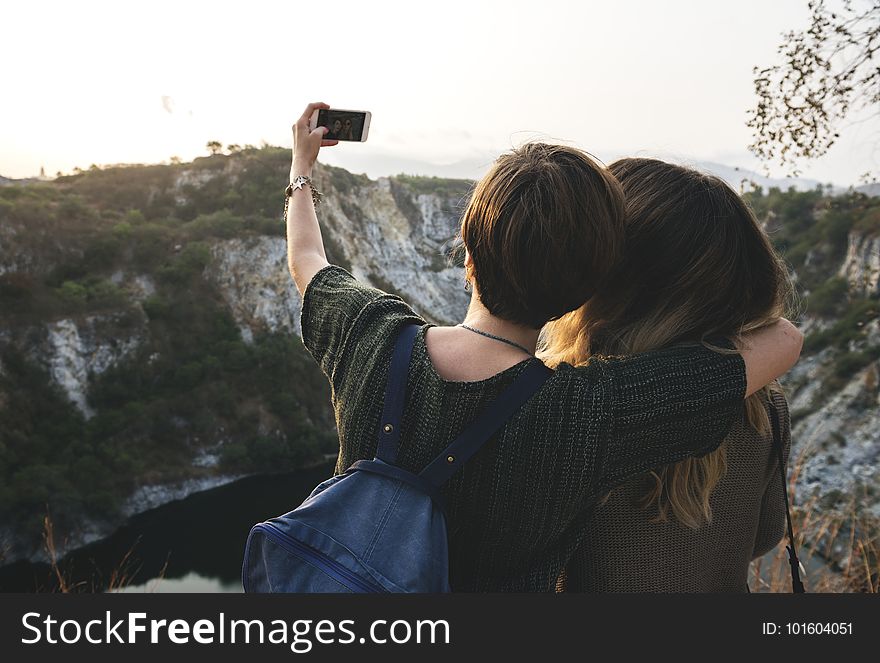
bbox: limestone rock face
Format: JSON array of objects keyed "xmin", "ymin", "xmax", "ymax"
[
  {"xmin": 780, "ymin": 224, "xmax": 880, "ymax": 517},
  {"xmin": 839, "ymin": 231, "xmax": 880, "ymax": 297},
  {"xmin": 306, "ymin": 170, "xmax": 470, "ymax": 326},
  {"xmin": 203, "ymin": 170, "xmax": 471, "ymax": 347},
  {"xmin": 788, "ymin": 358, "xmax": 880, "ymax": 517},
  {"xmin": 43, "ymin": 314, "xmax": 145, "ymax": 418},
  {"xmin": 208, "ymin": 236, "xmax": 302, "ymax": 342}
]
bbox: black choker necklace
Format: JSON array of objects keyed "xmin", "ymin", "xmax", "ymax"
[{"xmin": 457, "ymin": 324, "xmax": 534, "ymax": 356}]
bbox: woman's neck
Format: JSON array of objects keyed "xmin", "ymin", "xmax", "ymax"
[
  {"xmin": 461, "ymin": 296, "xmax": 540, "ymax": 355},
  {"xmin": 423, "ymin": 293, "xmax": 540, "ymax": 382}
]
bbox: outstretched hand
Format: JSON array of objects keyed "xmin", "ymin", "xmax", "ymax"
[{"xmin": 291, "ymin": 102, "xmax": 339, "ymax": 176}]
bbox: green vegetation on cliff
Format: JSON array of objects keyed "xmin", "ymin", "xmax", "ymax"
[
  {"xmin": 744, "ymin": 185, "xmax": 880, "ymax": 404},
  {"xmin": 0, "ymin": 148, "xmax": 337, "ymax": 544}
]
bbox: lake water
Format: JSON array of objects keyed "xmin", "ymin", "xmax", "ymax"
[
  {"xmin": 0, "ymin": 462, "xmax": 336, "ymax": 593},
  {"xmin": 0, "ymin": 459, "xmax": 839, "ymax": 593}
]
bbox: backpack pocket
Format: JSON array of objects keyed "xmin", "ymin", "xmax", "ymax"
[{"xmin": 243, "ymin": 522, "xmax": 391, "ymax": 593}]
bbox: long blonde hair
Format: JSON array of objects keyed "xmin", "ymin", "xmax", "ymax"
[{"xmin": 539, "ymin": 158, "xmax": 794, "ymax": 529}]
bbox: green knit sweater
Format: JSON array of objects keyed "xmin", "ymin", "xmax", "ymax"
[{"xmin": 300, "ymin": 265, "xmax": 747, "ymax": 592}]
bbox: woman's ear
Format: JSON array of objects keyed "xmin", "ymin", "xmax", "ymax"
[
  {"xmin": 464, "ymin": 249, "xmax": 476, "ymax": 283},
  {"xmin": 463, "ymin": 248, "xmax": 475, "ymax": 291}
]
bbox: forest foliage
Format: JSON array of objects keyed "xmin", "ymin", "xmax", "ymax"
[{"xmin": 0, "ymin": 147, "xmax": 335, "ymax": 540}]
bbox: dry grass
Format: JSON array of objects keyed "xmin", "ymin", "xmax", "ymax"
[
  {"xmin": 749, "ymin": 451, "xmax": 879, "ymax": 593},
  {"xmin": 40, "ymin": 510, "xmax": 165, "ymax": 593}
]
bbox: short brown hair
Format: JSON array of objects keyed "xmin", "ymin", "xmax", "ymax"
[{"xmin": 460, "ymin": 143, "xmax": 625, "ymax": 328}]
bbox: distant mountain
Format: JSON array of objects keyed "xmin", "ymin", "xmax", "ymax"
[
  {"xmin": 318, "ymin": 152, "xmax": 495, "ymax": 182},
  {"xmin": 690, "ymin": 161, "xmax": 827, "ymax": 193},
  {"xmin": 318, "ymin": 151, "xmax": 833, "ymax": 194},
  {"xmin": 0, "ymin": 174, "xmax": 49, "ymax": 187},
  {"xmin": 856, "ymin": 182, "xmax": 880, "ymax": 197}
]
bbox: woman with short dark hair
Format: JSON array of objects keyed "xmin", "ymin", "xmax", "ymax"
[{"xmin": 284, "ymin": 102, "xmax": 803, "ymax": 591}]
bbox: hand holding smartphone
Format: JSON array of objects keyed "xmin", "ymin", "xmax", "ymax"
[{"xmin": 309, "ymin": 108, "xmax": 371, "ymax": 142}]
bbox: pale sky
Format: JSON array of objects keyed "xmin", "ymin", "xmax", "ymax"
[{"xmin": 3, "ymin": 0, "xmax": 877, "ymax": 185}]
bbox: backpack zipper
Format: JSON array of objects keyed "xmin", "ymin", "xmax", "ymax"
[{"xmin": 255, "ymin": 523, "xmax": 390, "ymax": 594}]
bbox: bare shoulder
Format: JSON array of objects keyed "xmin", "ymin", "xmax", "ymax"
[{"xmin": 424, "ymin": 326, "xmax": 535, "ymax": 382}]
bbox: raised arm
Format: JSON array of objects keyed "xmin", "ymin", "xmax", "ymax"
[
  {"xmin": 286, "ymin": 102, "xmax": 338, "ymax": 295},
  {"xmin": 736, "ymin": 319, "xmax": 803, "ymax": 396}
]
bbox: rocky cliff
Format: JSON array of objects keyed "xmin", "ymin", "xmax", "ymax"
[
  {"xmin": 745, "ymin": 188, "xmax": 880, "ymax": 525},
  {"xmin": 0, "ymin": 148, "xmax": 471, "ymax": 561}
]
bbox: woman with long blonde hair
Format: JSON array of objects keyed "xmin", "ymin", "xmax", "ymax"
[{"xmin": 541, "ymin": 158, "xmax": 794, "ymax": 592}]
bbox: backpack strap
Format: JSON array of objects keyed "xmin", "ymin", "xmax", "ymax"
[
  {"xmin": 768, "ymin": 396, "xmax": 806, "ymax": 593},
  {"xmin": 375, "ymin": 323, "xmax": 421, "ymax": 465},
  {"xmin": 419, "ymin": 360, "xmax": 552, "ymax": 487},
  {"xmin": 348, "ymin": 458, "xmax": 448, "ymax": 512},
  {"xmin": 375, "ymin": 323, "xmax": 553, "ymax": 488}
]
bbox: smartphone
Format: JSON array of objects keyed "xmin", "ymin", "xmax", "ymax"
[{"xmin": 309, "ymin": 108, "xmax": 371, "ymax": 142}]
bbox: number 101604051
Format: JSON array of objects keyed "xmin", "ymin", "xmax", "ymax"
[{"xmin": 763, "ymin": 622, "xmax": 853, "ymax": 635}]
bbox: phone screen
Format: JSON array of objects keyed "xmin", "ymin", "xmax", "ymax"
[{"xmin": 317, "ymin": 109, "xmax": 368, "ymax": 141}]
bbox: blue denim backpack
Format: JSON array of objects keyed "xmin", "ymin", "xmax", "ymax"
[{"xmin": 242, "ymin": 323, "xmax": 552, "ymax": 592}]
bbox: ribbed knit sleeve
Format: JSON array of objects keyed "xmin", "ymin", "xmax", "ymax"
[
  {"xmin": 300, "ymin": 265, "xmax": 384, "ymax": 382},
  {"xmin": 596, "ymin": 343, "xmax": 747, "ymax": 491},
  {"xmin": 300, "ymin": 264, "xmax": 424, "ymax": 391}
]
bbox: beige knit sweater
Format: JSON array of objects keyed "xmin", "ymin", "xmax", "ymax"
[{"xmin": 560, "ymin": 391, "xmax": 791, "ymax": 592}]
